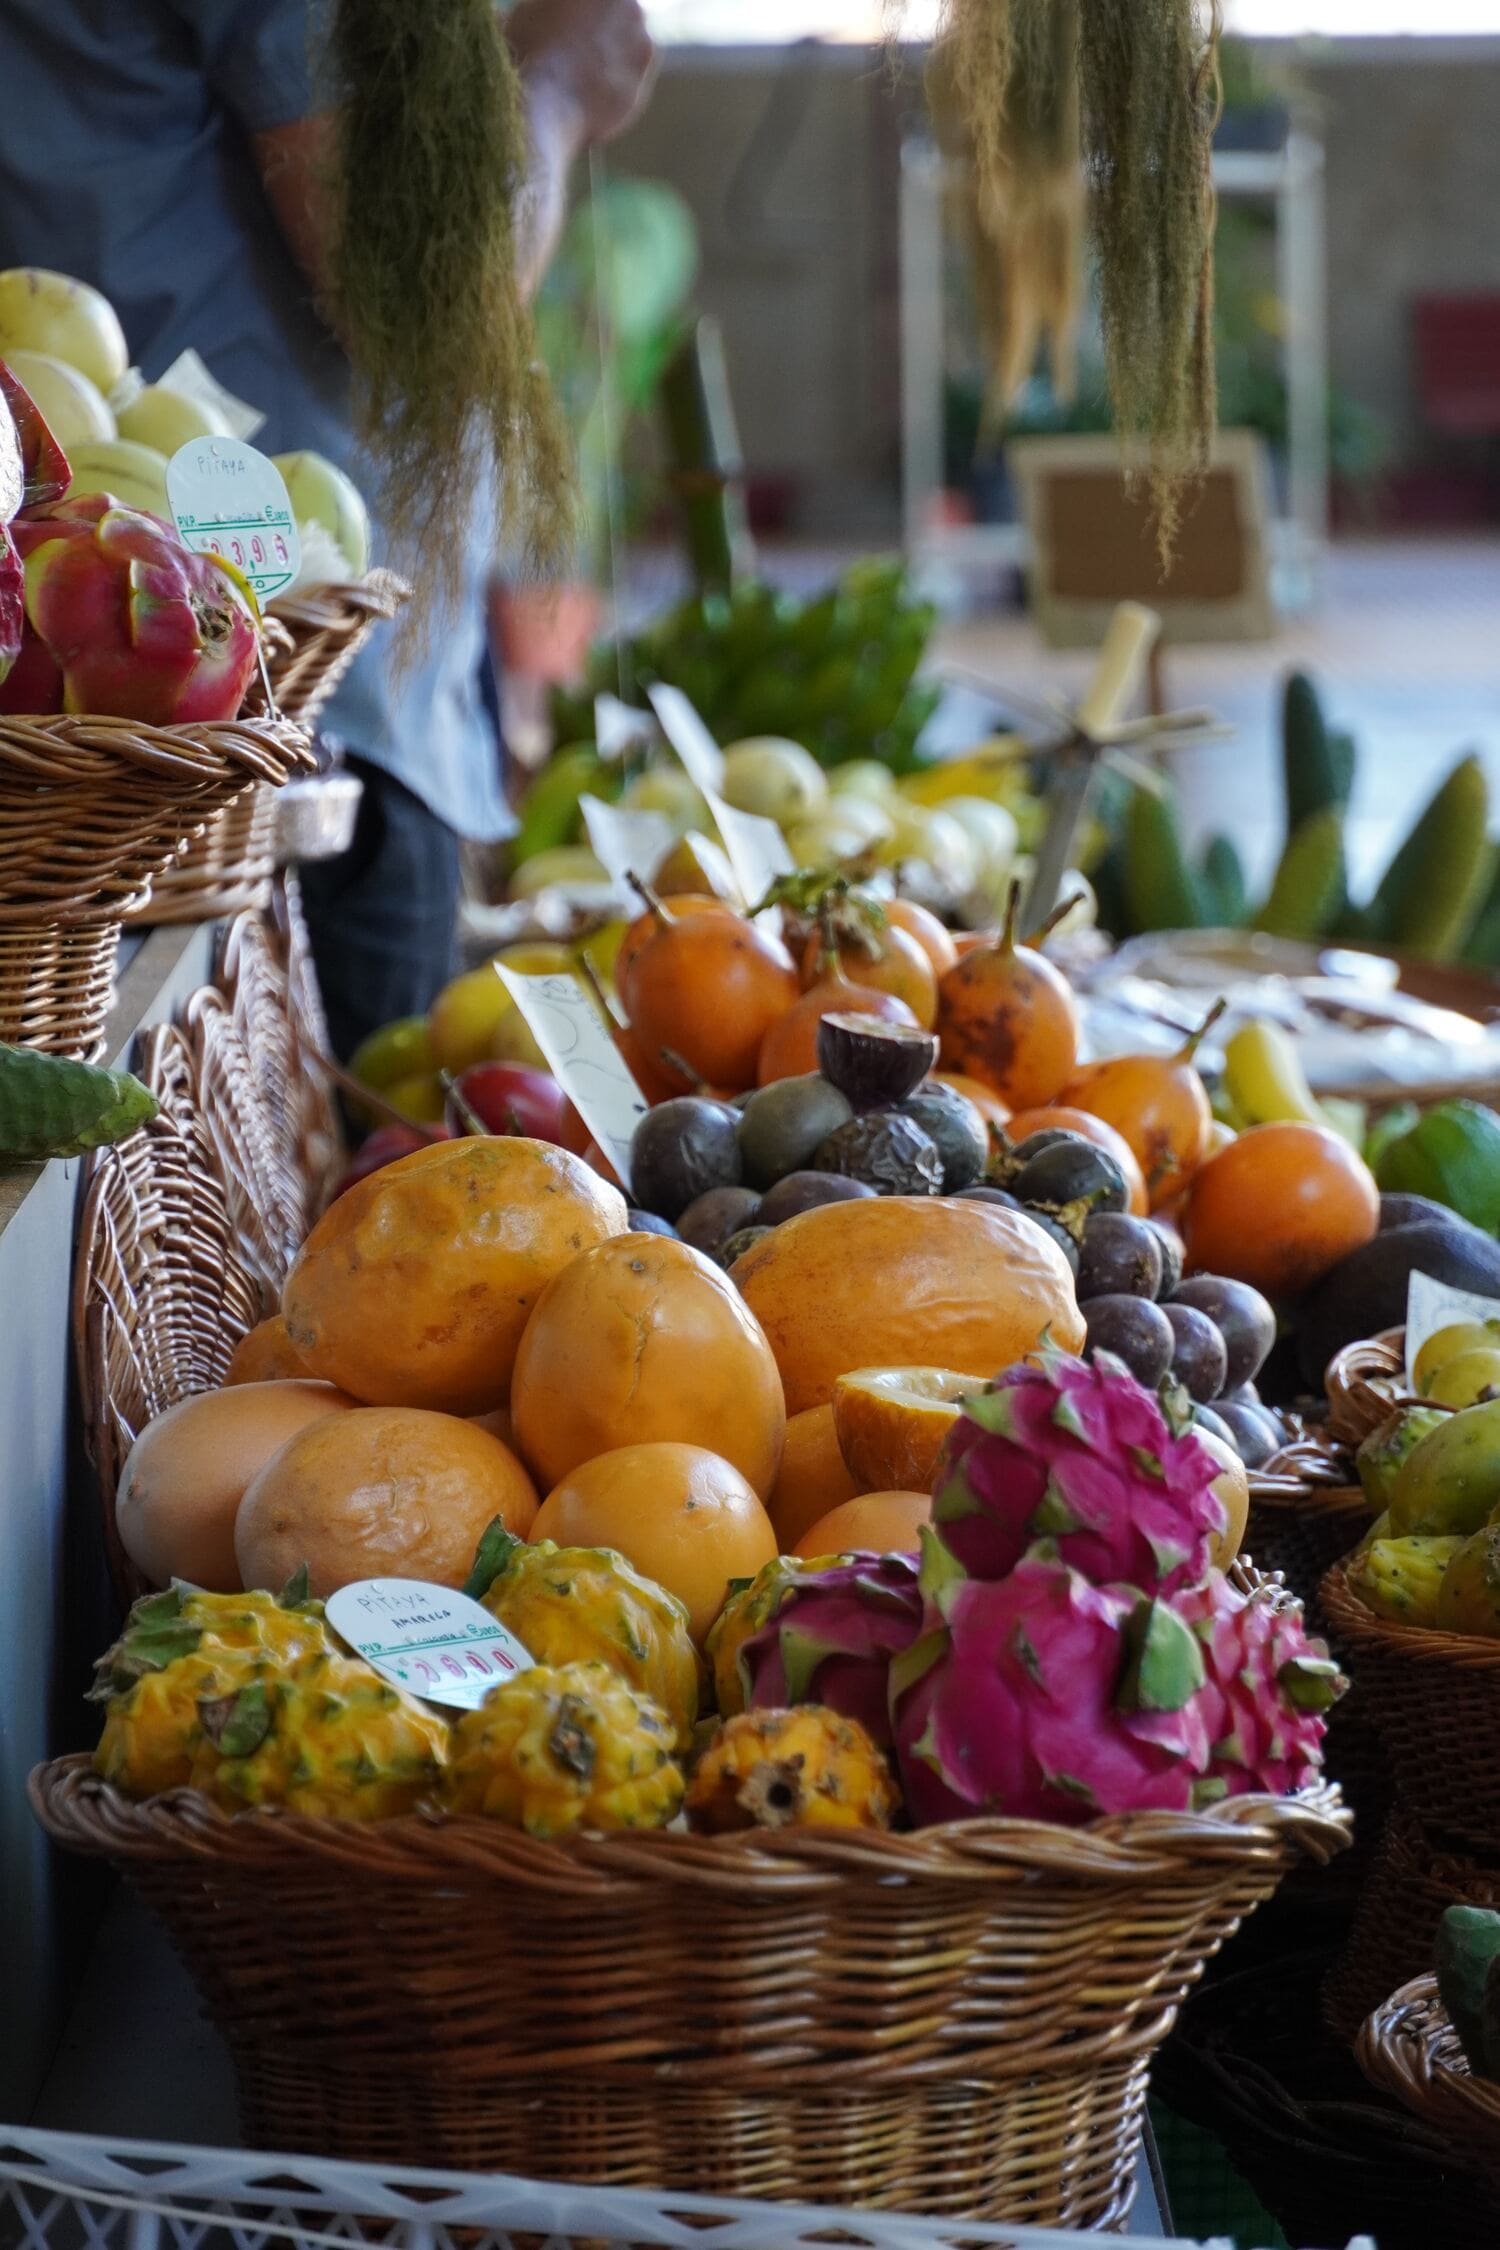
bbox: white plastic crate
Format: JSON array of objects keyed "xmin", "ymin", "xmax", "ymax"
[{"xmin": 0, "ymin": 2128, "xmax": 1378, "ymax": 2250}]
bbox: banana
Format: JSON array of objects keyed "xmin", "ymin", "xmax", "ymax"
[{"xmin": 1223, "ymin": 1018, "xmax": 1326, "ymax": 1128}]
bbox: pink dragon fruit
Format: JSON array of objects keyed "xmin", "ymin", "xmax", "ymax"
[
  {"xmin": 1175, "ymin": 1575, "xmax": 1344, "ymax": 1799},
  {"xmin": 892, "ymin": 1542, "xmax": 1213, "ymax": 1827},
  {"xmin": 930, "ymin": 1348, "xmax": 1225, "ymax": 1597},
  {"xmin": 9, "ymin": 493, "xmax": 258, "ymax": 724},
  {"xmin": 0, "ymin": 358, "xmax": 70, "ymax": 512},
  {"xmin": 732, "ymin": 1551, "xmax": 924, "ymax": 1751}
]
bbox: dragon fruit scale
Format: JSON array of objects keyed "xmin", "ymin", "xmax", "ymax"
[
  {"xmin": 1175, "ymin": 1575, "xmax": 1344, "ymax": 1800},
  {"xmin": 930, "ymin": 1348, "xmax": 1226, "ymax": 1598},
  {"xmin": 5, "ymin": 493, "xmax": 258, "ymax": 724},
  {"xmin": 732, "ymin": 1551, "xmax": 924, "ymax": 1751},
  {"xmin": 892, "ymin": 1544, "xmax": 1213, "ymax": 1828}
]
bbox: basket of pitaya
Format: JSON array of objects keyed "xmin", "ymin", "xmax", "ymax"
[
  {"xmin": 0, "ymin": 359, "xmax": 311, "ymax": 1052},
  {"xmin": 34, "ymin": 1338, "xmax": 1349, "ymax": 2227}
]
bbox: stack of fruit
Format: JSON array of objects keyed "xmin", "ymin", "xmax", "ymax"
[{"xmin": 90, "ymin": 1346, "xmax": 1341, "ymax": 1838}]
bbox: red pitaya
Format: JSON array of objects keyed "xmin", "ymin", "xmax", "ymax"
[
  {"xmin": 0, "ymin": 358, "xmax": 70, "ymax": 511},
  {"xmin": 1175, "ymin": 1575, "xmax": 1344, "ymax": 1800},
  {"xmin": 930, "ymin": 1348, "xmax": 1225, "ymax": 1597},
  {"xmin": 0, "ymin": 528, "xmax": 20, "ymax": 691},
  {"xmin": 732, "ymin": 1551, "xmax": 924, "ymax": 1751},
  {"xmin": 891, "ymin": 1541, "xmax": 1213, "ymax": 1827},
  {"xmin": 12, "ymin": 494, "xmax": 258, "ymax": 724}
]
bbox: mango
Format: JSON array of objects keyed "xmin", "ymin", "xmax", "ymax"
[
  {"xmin": 1437, "ymin": 1524, "xmax": 1500, "ymax": 1637},
  {"xmin": 1390, "ymin": 1398, "xmax": 1500, "ymax": 1536}
]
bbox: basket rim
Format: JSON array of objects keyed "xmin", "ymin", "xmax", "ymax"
[
  {"xmin": 0, "ymin": 710, "xmax": 314, "ymax": 785},
  {"xmin": 1357, "ymin": 1973, "xmax": 1500, "ymax": 2135},
  {"xmin": 268, "ymin": 570, "xmax": 410, "ymax": 632},
  {"xmin": 29, "ymin": 1752, "xmax": 1349, "ymax": 1892},
  {"xmin": 1320, "ymin": 1559, "xmax": 1500, "ymax": 1668}
]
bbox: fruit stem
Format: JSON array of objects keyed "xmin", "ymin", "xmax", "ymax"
[
  {"xmin": 1180, "ymin": 995, "xmax": 1229, "ymax": 1062},
  {"xmin": 439, "ymin": 1070, "xmax": 490, "ymax": 1137},
  {"xmin": 658, "ymin": 1046, "xmax": 707, "ymax": 1094},
  {"xmin": 626, "ymin": 871, "xmax": 673, "ymax": 926},
  {"xmin": 576, "ymin": 952, "xmax": 623, "ymax": 1028},
  {"xmin": 1000, "ymin": 878, "xmax": 1022, "ymax": 955},
  {"xmin": 1028, "ymin": 890, "xmax": 1088, "ymax": 947}
]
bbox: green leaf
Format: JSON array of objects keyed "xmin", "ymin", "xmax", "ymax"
[{"xmin": 462, "ymin": 1519, "xmax": 522, "ymax": 1604}]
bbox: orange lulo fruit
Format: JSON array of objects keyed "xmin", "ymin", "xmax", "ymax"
[
  {"xmin": 613, "ymin": 893, "xmax": 739, "ymax": 1007},
  {"xmin": 1059, "ymin": 1002, "xmax": 1221, "ymax": 1211},
  {"xmin": 884, "ymin": 896, "xmax": 959, "ymax": 977},
  {"xmin": 801, "ymin": 922, "xmax": 938, "ymax": 1031},
  {"xmin": 531, "ymin": 1441, "xmax": 778, "ymax": 1641},
  {"xmin": 510, "ymin": 1232, "xmax": 786, "ymax": 1497},
  {"xmin": 765, "ymin": 1403, "xmax": 861, "ymax": 1550},
  {"xmin": 1002, "ymin": 1105, "xmax": 1150, "ymax": 1217},
  {"xmin": 731, "ymin": 1194, "xmax": 1084, "ymax": 1415},
  {"xmin": 622, "ymin": 893, "xmax": 800, "ymax": 1092},
  {"xmin": 932, "ymin": 1070, "xmax": 1011, "ymax": 1132},
  {"xmin": 224, "ymin": 1314, "xmax": 311, "ymax": 1385},
  {"xmin": 235, "ymin": 1405, "xmax": 539, "ymax": 1597},
  {"xmin": 1183, "ymin": 1122, "xmax": 1379, "ymax": 1300},
  {"xmin": 832, "ymin": 1366, "xmax": 977, "ymax": 1494},
  {"xmin": 792, "ymin": 1488, "xmax": 932, "ymax": 1561},
  {"xmin": 756, "ymin": 973, "xmax": 917, "ymax": 1085},
  {"xmin": 614, "ymin": 1021, "xmax": 693, "ymax": 1104},
  {"xmin": 936, "ymin": 886, "xmax": 1079, "ymax": 1109},
  {"xmin": 282, "ymin": 1136, "xmax": 628, "ymax": 1416}
]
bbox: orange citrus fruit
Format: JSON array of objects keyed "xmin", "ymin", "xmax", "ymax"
[
  {"xmin": 832, "ymin": 1366, "xmax": 978, "ymax": 1494},
  {"xmin": 792, "ymin": 1488, "xmax": 932, "ymax": 1561},
  {"xmin": 224, "ymin": 1314, "xmax": 311, "ymax": 1386},
  {"xmin": 766, "ymin": 1403, "xmax": 861, "ymax": 1550}
]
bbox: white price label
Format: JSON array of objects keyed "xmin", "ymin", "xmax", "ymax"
[
  {"xmin": 326, "ymin": 1579, "xmax": 533, "ymax": 1711},
  {"xmin": 1405, "ymin": 1270, "xmax": 1500, "ymax": 1390},
  {"xmin": 705, "ymin": 789, "xmax": 795, "ymax": 915},
  {"xmin": 594, "ymin": 693, "xmax": 655, "ymax": 761},
  {"xmin": 166, "ymin": 437, "xmax": 299, "ymax": 602},
  {"xmin": 580, "ymin": 793, "xmax": 673, "ymax": 888},
  {"xmin": 646, "ymin": 681, "xmax": 726, "ymax": 796},
  {"xmin": 494, "ymin": 966, "xmax": 647, "ymax": 1192}
]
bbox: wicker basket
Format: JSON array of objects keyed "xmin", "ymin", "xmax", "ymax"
[
  {"xmin": 1359, "ymin": 1976, "xmax": 1500, "ymax": 2207},
  {"xmin": 28, "ymin": 1759, "xmax": 1347, "ymax": 2227},
  {"xmin": 129, "ymin": 575, "xmax": 406, "ymax": 928},
  {"xmin": 1324, "ymin": 1806, "xmax": 1500, "ymax": 2046},
  {"xmin": 1246, "ymin": 1432, "xmax": 1371, "ymax": 1612},
  {"xmin": 0, "ymin": 711, "xmax": 310, "ymax": 1056},
  {"xmin": 272, "ymin": 872, "xmax": 345, "ymax": 1207},
  {"xmin": 216, "ymin": 908, "xmax": 315, "ymax": 1224},
  {"xmin": 1321, "ymin": 1561, "xmax": 1500, "ymax": 1849},
  {"xmin": 1325, "ymin": 1327, "xmax": 1438, "ymax": 1453},
  {"xmin": 185, "ymin": 986, "xmax": 308, "ymax": 1291}
]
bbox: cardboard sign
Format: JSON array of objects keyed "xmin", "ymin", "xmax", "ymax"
[
  {"xmin": 705, "ymin": 789, "xmax": 795, "ymax": 913},
  {"xmin": 580, "ymin": 793, "xmax": 673, "ymax": 888},
  {"xmin": 326, "ymin": 1579, "xmax": 532, "ymax": 1711},
  {"xmin": 167, "ymin": 437, "xmax": 299, "ymax": 603},
  {"xmin": 494, "ymin": 966, "xmax": 647, "ymax": 1191},
  {"xmin": 594, "ymin": 693, "xmax": 654, "ymax": 761},
  {"xmin": 646, "ymin": 681, "xmax": 726, "ymax": 797},
  {"xmin": 1405, "ymin": 1270, "xmax": 1500, "ymax": 1390}
]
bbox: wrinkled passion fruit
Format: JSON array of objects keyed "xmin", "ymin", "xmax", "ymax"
[
  {"xmin": 900, "ymin": 1082, "xmax": 989, "ymax": 1192},
  {"xmin": 1010, "ymin": 1134, "xmax": 1128, "ymax": 1220},
  {"xmin": 812, "ymin": 1112, "xmax": 943, "ymax": 1197},
  {"xmin": 757, "ymin": 1170, "xmax": 877, "ymax": 1226},
  {"xmin": 816, "ymin": 1012, "xmax": 938, "ymax": 1108}
]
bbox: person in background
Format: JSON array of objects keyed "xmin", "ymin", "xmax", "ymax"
[{"xmin": 0, "ymin": 0, "xmax": 656, "ymax": 1058}]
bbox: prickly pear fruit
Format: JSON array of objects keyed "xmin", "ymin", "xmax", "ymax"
[
  {"xmin": 1347, "ymin": 1534, "xmax": 1463, "ymax": 1627},
  {"xmin": 1391, "ymin": 1399, "xmax": 1500, "ymax": 1538},
  {"xmin": 1437, "ymin": 1906, "xmax": 1500, "ymax": 2078},
  {"xmin": 1436, "ymin": 1524, "xmax": 1500, "ymax": 1638},
  {"xmin": 1357, "ymin": 1406, "xmax": 1448, "ymax": 1511}
]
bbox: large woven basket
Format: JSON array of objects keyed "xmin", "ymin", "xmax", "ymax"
[
  {"xmin": 217, "ymin": 904, "xmax": 337, "ymax": 1227},
  {"xmin": 1321, "ymin": 1561, "xmax": 1500, "ymax": 1849},
  {"xmin": 1324, "ymin": 1806, "xmax": 1500, "ymax": 2046},
  {"xmin": 1325, "ymin": 1327, "xmax": 1436, "ymax": 1454},
  {"xmin": 128, "ymin": 575, "xmax": 406, "ymax": 927},
  {"xmin": 0, "ymin": 711, "xmax": 310, "ymax": 1056},
  {"xmin": 1246, "ymin": 1433, "xmax": 1371, "ymax": 1612},
  {"xmin": 28, "ymin": 1757, "xmax": 1348, "ymax": 2227},
  {"xmin": 1359, "ymin": 1976, "xmax": 1500, "ymax": 2207}
]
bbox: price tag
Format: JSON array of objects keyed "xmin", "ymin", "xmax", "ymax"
[
  {"xmin": 326, "ymin": 1579, "xmax": 533, "ymax": 1711},
  {"xmin": 594, "ymin": 694, "xmax": 655, "ymax": 761},
  {"xmin": 705, "ymin": 789, "xmax": 795, "ymax": 914},
  {"xmin": 580, "ymin": 793, "xmax": 673, "ymax": 888},
  {"xmin": 1405, "ymin": 1271, "xmax": 1500, "ymax": 1390},
  {"xmin": 166, "ymin": 437, "xmax": 299, "ymax": 603},
  {"xmin": 646, "ymin": 681, "xmax": 726, "ymax": 797},
  {"xmin": 494, "ymin": 966, "xmax": 647, "ymax": 1191}
]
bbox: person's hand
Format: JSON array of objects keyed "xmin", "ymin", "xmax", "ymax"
[{"xmin": 506, "ymin": 0, "xmax": 656, "ymax": 150}]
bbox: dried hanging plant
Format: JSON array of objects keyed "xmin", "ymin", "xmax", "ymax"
[
  {"xmin": 327, "ymin": 0, "xmax": 574, "ymax": 634},
  {"xmin": 932, "ymin": 0, "xmax": 1223, "ymax": 557}
]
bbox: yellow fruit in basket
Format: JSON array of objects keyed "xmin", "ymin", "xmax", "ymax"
[
  {"xmin": 1348, "ymin": 1535, "xmax": 1464, "ymax": 1627},
  {"xmin": 1426, "ymin": 1350, "xmax": 1500, "ymax": 1409},
  {"xmin": 96, "ymin": 1649, "xmax": 263, "ymax": 1797},
  {"xmin": 116, "ymin": 382, "xmax": 232, "ymax": 454},
  {"xmin": 507, "ymin": 847, "xmax": 610, "ymax": 900},
  {"xmin": 720, "ymin": 738, "xmax": 827, "ymax": 826},
  {"xmin": 383, "ymin": 1071, "xmax": 446, "ymax": 1124},
  {"xmin": 114, "ymin": 1380, "xmax": 356, "ymax": 1592},
  {"xmin": 685, "ymin": 1707, "xmax": 896, "ymax": 1833},
  {"xmin": 427, "ymin": 946, "xmax": 573, "ymax": 1075},
  {"xmin": 190, "ymin": 1650, "xmax": 450, "ymax": 1820},
  {"xmin": 444, "ymin": 1660, "xmax": 682, "ymax": 1835},
  {"xmin": 283, "ymin": 1136, "xmax": 627, "ymax": 1413},
  {"xmin": 235, "ymin": 1405, "xmax": 539, "ymax": 1596},
  {"xmin": 4, "ymin": 349, "xmax": 115, "ymax": 446},
  {"xmin": 1436, "ymin": 1524, "xmax": 1500, "ymax": 1637},
  {"xmin": 350, "ymin": 1015, "xmax": 435, "ymax": 1094},
  {"xmin": 0, "ymin": 267, "xmax": 128, "ymax": 394},
  {"xmin": 273, "ymin": 451, "xmax": 371, "ymax": 577},
  {"xmin": 1191, "ymin": 1428, "xmax": 1251, "ymax": 1570},
  {"xmin": 64, "ymin": 438, "xmax": 171, "ymax": 517},
  {"xmin": 831, "ymin": 1366, "xmax": 976, "ymax": 1495},
  {"xmin": 1415, "ymin": 1321, "xmax": 1500, "ymax": 1396},
  {"xmin": 224, "ymin": 1315, "xmax": 312, "ymax": 1385}
]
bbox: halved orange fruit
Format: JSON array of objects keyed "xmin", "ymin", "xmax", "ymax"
[{"xmin": 832, "ymin": 1366, "xmax": 980, "ymax": 1495}]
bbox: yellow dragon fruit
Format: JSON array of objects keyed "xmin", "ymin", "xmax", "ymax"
[
  {"xmin": 189, "ymin": 1650, "xmax": 449, "ymax": 1820},
  {"xmin": 686, "ymin": 1706, "xmax": 896, "ymax": 1833},
  {"xmin": 96, "ymin": 1649, "xmax": 265, "ymax": 1797},
  {"xmin": 444, "ymin": 1661, "xmax": 682, "ymax": 1836},
  {"xmin": 1348, "ymin": 1534, "xmax": 1463, "ymax": 1627},
  {"xmin": 91, "ymin": 1576, "xmax": 331, "ymax": 1701}
]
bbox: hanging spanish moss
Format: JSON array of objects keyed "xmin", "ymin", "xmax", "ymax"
[
  {"xmin": 327, "ymin": 0, "xmax": 574, "ymax": 636},
  {"xmin": 932, "ymin": 0, "xmax": 1222, "ymax": 558}
]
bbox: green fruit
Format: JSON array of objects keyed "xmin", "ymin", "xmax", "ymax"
[
  {"xmin": 1461, "ymin": 853, "xmax": 1500, "ymax": 969},
  {"xmin": 1437, "ymin": 1906, "xmax": 1500, "ymax": 2076},
  {"xmin": 1391, "ymin": 1398, "xmax": 1500, "ymax": 1536},
  {"xmin": 1254, "ymin": 808, "xmax": 1346, "ymax": 940},
  {"xmin": 512, "ymin": 744, "xmax": 611, "ymax": 865},
  {"xmin": 1415, "ymin": 1321, "xmax": 1500, "ymax": 1395},
  {"xmin": 1347, "ymin": 1533, "xmax": 1463, "ymax": 1626},
  {"xmin": 1365, "ymin": 754, "xmax": 1491, "ymax": 959},
  {"xmin": 349, "ymin": 1016, "xmax": 434, "ymax": 1093},
  {"xmin": 1123, "ymin": 786, "xmax": 1206, "ymax": 932},
  {"xmin": 1437, "ymin": 1523, "xmax": 1500, "ymax": 1636},
  {"xmin": 1357, "ymin": 1406, "xmax": 1449, "ymax": 1509},
  {"xmin": 1364, "ymin": 1101, "xmax": 1421, "ymax": 1173},
  {"xmin": 1427, "ymin": 1349, "xmax": 1500, "ymax": 1409},
  {"xmin": 1375, "ymin": 1100, "xmax": 1500, "ymax": 1235},
  {"xmin": 1199, "ymin": 833, "xmax": 1248, "ymax": 927},
  {"xmin": 0, "ymin": 1042, "xmax": 157, "ymax": 1159}
]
